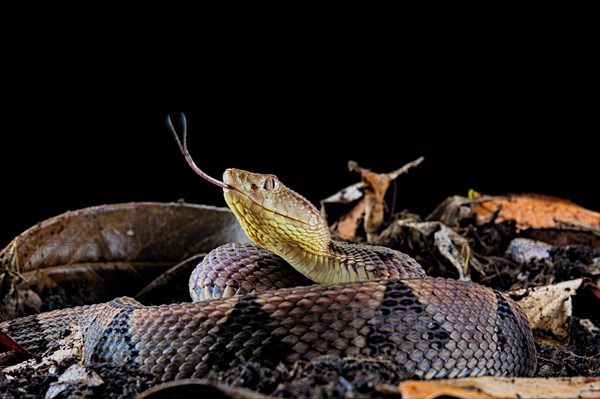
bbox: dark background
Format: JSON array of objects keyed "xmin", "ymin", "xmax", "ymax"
[{"xmin": 1, "ymin": 97, "xmax": 597, "ymax": 247}]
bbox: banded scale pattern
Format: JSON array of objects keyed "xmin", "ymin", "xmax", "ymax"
[{"xmin": 0, "ymin": 277, "xmax": 536, "ymax": 382}]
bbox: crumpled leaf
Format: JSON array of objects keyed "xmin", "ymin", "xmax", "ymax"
[
  {"xmin": 320, "ymin": 157, "xmax": 424, "ymax": 241},
  {"xmin": 433, "ymin": 224, "xmax": 473, "ymax": 281},
  {"xmin": 426, "ymin": 195, "xmax": 481, "ymax": 228},
  {"xmin": 510, "ymin": 279, "xmax": 583, "ymax": 346},
  {"xmin": 374, "ymin": 218, "xmax": 479, "ymax": 281},
  {"xmin": 379, "ymin": 376, "xmax": 600, "ymax": 399},
  {"xmin": 349, "ymin": 161, "xmax": 393, "ymax": 241},
  {"xmin": 0, "ymin": 202, "xmax": 250, "ymax": 319}
]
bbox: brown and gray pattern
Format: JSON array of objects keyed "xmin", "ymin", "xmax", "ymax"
[{"xmin": 1, "ymin": 277, "xmax": 536, "ymax": 382}]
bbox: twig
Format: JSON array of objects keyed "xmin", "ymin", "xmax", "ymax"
[{"xmin": 383, "ymin": 156, "xmax": 425, "ymax": 181}]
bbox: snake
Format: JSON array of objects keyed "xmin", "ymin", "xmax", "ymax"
[{"xmin": 0, "ymin": 114, "xmax": 536, "ymax": 383}]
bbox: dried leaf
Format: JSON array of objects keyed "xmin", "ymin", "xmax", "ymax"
[
  {"xmin": 349, "ymin": 161, "xmax": 390, "ymax": 240},
  {"xmin": 136, "ymin": 378, "xmax": 273, "ymax": 399},
  {"xmin": 433, "ymin": 225, "xmax": 471, "ymax": 281},
  {"xmin": 0, "ymin": 202, "xmax": 249, "ymax": 319},
  {"xmin": 0, "ymin": 330, "xmax": 32, "ymax": 365},
  {"xmin": 426, "ymin": 195, "xmax": 479, "ymax": 227},
  {"xmin": 510, "ymin": 279, "xmax": 583, "ymax": 346},
  {"xmin": 331, "ymin": 201, "xmax": 365, "ymax": 240},
  {"xmin": 350, "ymin": 158, "xmax": 424, "ymax": 242},
  {"xmin": 320, "ymin": 182, "xmax": 365, "ymax": 206},
  {"xmin": 428, "ymin": 194, "xmax": 600, "ymax": 251},
  {"xmin": 471, "ymin": 193, "xmax": 600, "ymax": 231},
  {"xmin": 379, "ymin": 376, "xmax": 600, "ymax": 399},
  {"xmin": 320, "ymin": 158, "xmax": 424, "ymax": 241},
  {"xmin": 375, "ymin": 219, "xmax": 477, "ymax": 280},
  {"xmin": 1, "ymin": 202, "xmax": 248, "ymax": 272}
]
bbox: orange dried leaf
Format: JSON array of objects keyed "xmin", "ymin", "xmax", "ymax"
[
  {"xmin": 349, "ymin": 158, "xmax": 423, "ymax": 238},
  {"xmin": 351, "ymin": 163, "xmax": 390, "ymax": 235},
  {"xmin": 333, "ymin": 201, "xmax": 365, "ymax": 240},
  {"xmin": 471, "ymin": 193, "xmax": 600, "ymax": 230},
  {"xmin": 322, "ymin": 158, "xmax": 424, "ymax": 241}
]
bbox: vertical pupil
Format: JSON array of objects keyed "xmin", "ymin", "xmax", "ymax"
[{"xmin": 265, "ymin": 178, "xmax": 276, "ymax": 190}]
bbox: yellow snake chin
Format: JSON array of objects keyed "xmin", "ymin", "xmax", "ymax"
[
  {"xmin": 224, "ymin": 192, "xmax": 266, "ymax": 246},
  {"xmin": 223, "ymin": 186, "xmax": 330, "ymax": 260}
]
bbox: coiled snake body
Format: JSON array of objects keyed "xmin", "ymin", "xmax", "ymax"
[{"xmin": 0, "ymin": 116, "xmax": 536, "ymax": 382}]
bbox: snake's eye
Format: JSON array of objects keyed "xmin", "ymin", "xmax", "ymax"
[{"xmin": 264, "ymin": 176, "xmax": 279, "ymax": 191}]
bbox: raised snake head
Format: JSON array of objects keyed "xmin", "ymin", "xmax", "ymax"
[{"xmin": 223, "ymin": 169, "xmax": 331, "ymax": 258}]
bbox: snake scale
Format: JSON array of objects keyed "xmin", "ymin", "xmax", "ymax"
[{"xmin": 0, "ymin": 115, "xmax": 536, "ymax": 383}]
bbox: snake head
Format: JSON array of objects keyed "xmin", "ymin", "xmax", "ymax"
[{"xmin": 223, "ymin": 169, "xmax": 330, "ymax": 256}]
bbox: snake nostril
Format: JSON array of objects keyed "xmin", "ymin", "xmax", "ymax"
[{"xmin": 251, "ymin": 183, "xmax": 258, "ymax": 190}]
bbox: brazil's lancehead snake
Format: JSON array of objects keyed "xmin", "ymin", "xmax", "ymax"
[{"xmin": 0, "ymin": 114, "xmax": 536, "ymax": 382}]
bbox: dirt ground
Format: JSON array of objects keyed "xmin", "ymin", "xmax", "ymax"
[{"xmin": 1, "ymin": 206, "xmax": 598, "ymax": 398}]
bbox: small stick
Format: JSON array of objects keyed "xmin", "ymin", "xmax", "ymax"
[{"xmin": 382, "ymin": 156, "xmax": 425, "ymax": 181}]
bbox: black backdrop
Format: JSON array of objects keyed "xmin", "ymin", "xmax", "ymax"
[{"xmin": 1, "ymin": 98, "xmax": 597, "ymax": 247}]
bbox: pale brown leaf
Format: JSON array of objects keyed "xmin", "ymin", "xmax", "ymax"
[{"xmin": 379, "ymin": 376, "xmax": 600, "ymax": 399}]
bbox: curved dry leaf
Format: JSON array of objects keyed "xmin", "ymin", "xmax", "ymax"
[
  {"xmin": 136, "ymin": 378, "xmax": 272, "ymax": 399},
  {"xmin": 0, "ymin": 202, "xmax": 249, "ymax": 318},
  {"xmin": 433, "ymin": 225, "xmax": 472, "ymax": 281},
  {"xmin": 1, "ymin": 202, "xmax": 248, "ymax": 272}
]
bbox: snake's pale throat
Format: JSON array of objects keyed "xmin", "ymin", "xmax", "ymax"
[{"xmin": 166, "ymin": 113, "xmax": 231, "ymax": 189}]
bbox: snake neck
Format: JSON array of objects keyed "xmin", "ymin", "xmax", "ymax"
[
  {"xmin": 224, "ymin": 192, "xmax": 342, "ymax": 283},
  {"xmin": 266, "ymin": 240, "xmax": 426, "ymax": 285},
  {"xmin": 222, "ymin": 169, "xmax": 425, "ymax": 284},
  {"xmin": 229, "ymin": 200, "xmax": 425, "ymax": 284},
  {"xmin": 272, "ymin": 241, "xmax": 331, "ymax": 283},
  {"xmin": 232, "ymin": 206, "xmax": 333, "ymax": 270}
]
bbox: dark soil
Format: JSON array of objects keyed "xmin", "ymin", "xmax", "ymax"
[{"xmin": 1, "ymin": 211, "xmax": 599, "ymax": 398}]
